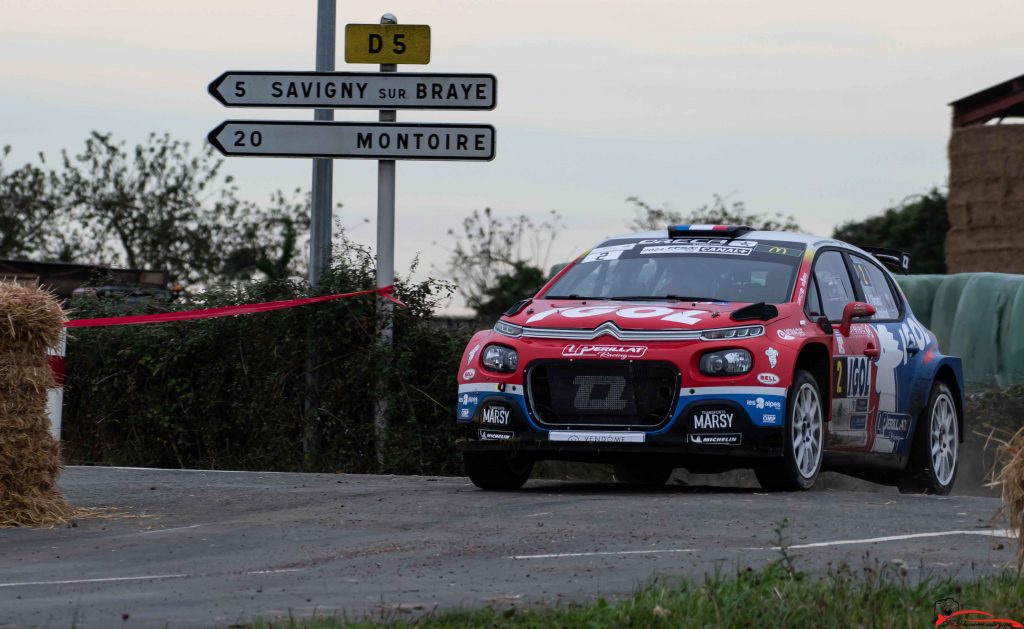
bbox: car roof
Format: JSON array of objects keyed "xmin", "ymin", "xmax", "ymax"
[{"xmin": 602, "ymin": 229, "xmax": 859, "ymax": 251}]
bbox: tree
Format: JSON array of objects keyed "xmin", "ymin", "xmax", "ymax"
[
  {"xmin": 220, "ymin": 189, "xmax": 313, "ymax": 282},
  {"xmin": 0, "ymin": 147, "xmax": 83, "ymax": 261},
  {"xmin": 474, "ymin": 262, "xmax": 547, "ymax": 319},
  {"xmin": 626, "ymin": 194, "xmax": 801, "ymax": 232},
  {"xmin": 832, "ymin": 189, "xmax": 948, "ymax": 274},
  {"xmin": 442, "ymin": 208, "xmax": 564, "ymax": 317},
  {"xmin": 43, "ymin": 132, "xmax": 311, "ymax": 284}
]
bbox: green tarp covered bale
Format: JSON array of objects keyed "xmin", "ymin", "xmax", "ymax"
[{"xmin": 896, "ymin": 273, "xmax": 1024, "ymax": 387}]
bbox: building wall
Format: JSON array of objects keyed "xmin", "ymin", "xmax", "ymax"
[{"xmin": 946, "ymin": 124, "xmax": 1024, "ymax": 273}]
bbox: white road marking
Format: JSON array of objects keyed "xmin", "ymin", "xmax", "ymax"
[
  {"xmin": 752, "ymin": 529, "xmax": 1015, "ymax": 551},
  {"xmin": 0, "ymin": 574, "xmax": 188, "ymax": 588},
  {"xmin": 141, "ymin": 524, "xmax": 202, "ymax": 535},
  {"xmin": 0, "ymin": 567, "xmax": 306, "ymax": 589},
  {"xmin": 508, "ymin": 548, "xmax": 696, "ymax": 560},
  {"xmin": 506, "ymin": 530, "xmax": 1015, "ymax": 561}
]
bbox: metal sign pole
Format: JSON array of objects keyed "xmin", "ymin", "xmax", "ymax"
[
  {"xmin": 374, "ymin": 12, "xmax": 398, "ymax": 467},
  {"xmin": 309, "ymin": 0, "xmax": 336, "ymax": 285},
  {"xmin": 304, "ymin": 0, "xmax": 336, "ymax": 460}
]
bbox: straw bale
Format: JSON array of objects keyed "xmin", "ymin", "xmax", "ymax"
[
  {"xmin": 0, "ymin": 282, "xmax": 65, "ymax": 354},
  {"xmin": 947, "ymin": 125, "xmax": 1024, "ymax": 273},
  {"xmin": 990, "ymin": 426, "xmax": 1024, "ymax": 565},
  {"xmin": 0, "ymin": 282, "xmax": 72, "ymax": 527},
  {"xmin": 0, "ymin": 350, "xmax": 54, "ymax": 393}
]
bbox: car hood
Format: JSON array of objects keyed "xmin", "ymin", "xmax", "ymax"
[{"xmin": 504, "ymin": 299, "xmax": 760, "ymax": 331}]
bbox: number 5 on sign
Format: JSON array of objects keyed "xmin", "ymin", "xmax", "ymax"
[{"xmin": 345, "ymin": 24, "xmax": 430, "ymax": 64}]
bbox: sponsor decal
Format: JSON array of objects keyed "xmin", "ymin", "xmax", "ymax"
[
  {"xmin": 641, "ymin": 244, "xmax": 755, "ymax": 256},
  {"xmin": 761, "ymin": 413, "xmax": 778, "ymax": 424},
  {"xmin": 796, "ymin": 271, "xmax": 808, "ymax": 304},
  {"xmin": 525, "ymin": 306, "xmax": 705, "ymax": 326},
  {"xmin": 466, "ymin": 344, "xmax": 481, "ymax": 364},
  {"xmin": 460, "ymin": 408, "xmax": 471, "ymax": 419},
  {"xmin": 876, "ymin": 411, "xmax": 911, "ymax": 442},
  {"xmin": 581, "ymin": 243, "xmax": 635, "ymax": 263},
  {"xmin": 746, "ymin": 396, "xmax": 783, "ymax": 411},
  {"xmin": 934, "ymin": 596, "xmax": 1023, "ymax": 628},
  {"xmin": 562, "ymin": 344, "xmax": 648, "ymax": 360},
  {"xmin": 757, "ymin": 372, "xmax": 780, "ymax": 385},
  {"xmin": 573, "ymin": 374, "xmax": 628, "ymax": 411},
  {"xmin": 776, "ymin": 327, "xmax": 805, "ymax": 341},
  {"xmin": 764, "ymin": 347, "xmax": 779, "ymax": 368},
  {"xmin": 850, "ymin": 414, "xmax": 867, "ymax": 430},
  {"xmin": 687, "ymin": 433, "xmax": 741, "ymax": 446},
  {"xmin": 855, "ymin": 397, "xmax": 868, "ymax": 412},
  {"xmin": 548, "ymin": 431, "xmax": 645, "ymax": 443},
  {"xmin": 480, "ymin": 404, "xmax": 512, "ymax": 427},
  {"xmin": 899, "ymin": 317, "xmax": 930, "ymax": 364},
  {"xmin": 833, "ymin": 331, "xmax": 846, "ymax": 355},
  {"xmin": 462, "ymin": 368, "xmax": 476, "ymax": 381},
  {"xmin": 459, "ymin": 393, "xmax": 480, "ymax": 406},
  {"xmin": 691, "ymin": 409, "xmax": 734, "ymax": 430},
  {"xmin": 478, "ymin": 429, "xmax": 513, "ymax": 441},
  {"xmin": 833, "ymin": 356, "xmax": 870, "ymax": 399},
  {"xmin": 638, "ymin": 238, "xmax": 757, "ymax": 247}
]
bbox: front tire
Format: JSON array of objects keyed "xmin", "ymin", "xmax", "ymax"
[
  {"xmin": 756, "ymin": 370, "xmax": 824, "ymax": 491},
  {"xmin": 464, "ymin": 452, "xmax": 533, "ymax": 490},
  {"xmin": 897, "ymin": 382, "xmax": 958, "ymax": 495}
]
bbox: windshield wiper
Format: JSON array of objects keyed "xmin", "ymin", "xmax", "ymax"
[{"xmin": 608, "ymin": 295, "xmax": 720, "ymax": 302}]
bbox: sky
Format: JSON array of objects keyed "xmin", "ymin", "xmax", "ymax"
[{"xmin": 1, "ymin": 0, "xmax": 1022, "ymax": 312}]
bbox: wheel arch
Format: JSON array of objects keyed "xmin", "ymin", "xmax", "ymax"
[{"xmin": 795, "ymin": 342, "xmax": 831, "ymax": 420}]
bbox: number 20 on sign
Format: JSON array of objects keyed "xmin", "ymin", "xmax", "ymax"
[{"xmin": 345, "ymin": 24, "xmax": 430, "ymax": 64}]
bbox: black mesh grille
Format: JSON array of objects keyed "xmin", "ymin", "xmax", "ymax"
[{"xmin": 526, "ymin": 360, "xmax": 679, "ymax": 427}]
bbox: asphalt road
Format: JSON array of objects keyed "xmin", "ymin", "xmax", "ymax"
[{"xmin": 0, "ymin": 467, "xmax": 1016, "ymax": 628}]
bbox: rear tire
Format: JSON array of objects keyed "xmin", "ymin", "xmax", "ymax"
[
  {"xmin": 464, "ymin": 452, "xmax": 533, "ymax": 490},
  {"xmin": 613, "ymin": 464, "xmax": 673, "ymax": 486},
  {"xmin": 897, "ymin": 382, "xmax": 958, "ymax": 495},
  {"xmin": 756, "ymin": 369, "xmax": 824, "ymax": 491}
]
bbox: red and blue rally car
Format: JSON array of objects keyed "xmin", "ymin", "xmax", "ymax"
[{"xmin": 456, "ymin": 225, "xmax": 964, "ymax": 493}]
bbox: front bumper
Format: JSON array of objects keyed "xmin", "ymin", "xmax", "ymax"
[{"xmin": 455, "ymin": 383, "xmax": 788, "ymax": 461}]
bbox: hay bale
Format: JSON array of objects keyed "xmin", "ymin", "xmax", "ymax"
[
  {"xmin": 947, "ymin": 125, "xmax": 1024, "ymax": 273},
  {"xmin": 991, "ymin": 426, "xmax": 1024, "ymax": 565},
  {"xmin": 0, "ymin": 282, "xmax": 65, "ymax": 355},
  {"xmin": 0, "ymin": 282, "xmax": 71, "ymax": 527}
]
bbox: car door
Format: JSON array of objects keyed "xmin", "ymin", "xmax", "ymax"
[
  {"xmin": 846, "ymin": 254, "xmax": 919, "ymax": 455},
  {"xmin": 806, "ymin": 250, "xmax": 875, "ymax": 451}
]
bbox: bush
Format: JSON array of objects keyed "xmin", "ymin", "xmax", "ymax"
[{"xmin": 62, "ymin": 243, "xmax": 471, "ymax": 474}]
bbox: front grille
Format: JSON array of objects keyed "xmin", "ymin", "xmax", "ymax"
[{"xmin": 526, "ymin": 360, "xmax": 679, "ymax": 427}]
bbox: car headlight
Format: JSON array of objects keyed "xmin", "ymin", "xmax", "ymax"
[
  {"xmin": 699, "ymin": 349, "xmax": 752, "ymax": 376},
  {"xmin": 482, "ymin": 345, "xmax": 519, "ymax": 373},
  {"xmin": 700, "ymin": 325, "xmax": 764, "ymax": 341},
  {"xmin": 494, "ymin": 320, "xmax": 523, "ymax": 338}
]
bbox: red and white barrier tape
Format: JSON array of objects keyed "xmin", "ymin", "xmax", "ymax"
[
  {"xmin": 48, "ymin": 285, "xmax": 404, "ymax": 439},
  {"xmin": 64, "ymin": 285, "xmax": 405, "ymax": 329}
]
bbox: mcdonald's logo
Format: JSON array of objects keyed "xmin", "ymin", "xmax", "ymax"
[{"xmin": 769, "ymin": 246, "xmax": 788, "ymax": 254}]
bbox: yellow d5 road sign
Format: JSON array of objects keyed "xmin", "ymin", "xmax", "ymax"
[{"xmin": 345, "ymin": 24, "xmax": 430, "ymax": 65}]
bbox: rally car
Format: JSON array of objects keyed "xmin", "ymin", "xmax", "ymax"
[{"xmin": 455, "ymin": 225, "xmax": 964, "ymax": 493}]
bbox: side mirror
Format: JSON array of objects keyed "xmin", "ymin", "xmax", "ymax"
[{"xmin": 837, "ymin": 301, "xmax": 876, "ymax": 336}]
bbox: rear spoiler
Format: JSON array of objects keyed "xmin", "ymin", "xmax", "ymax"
[{"xmin": 860, "ymin": 247, "xmax": 910, "ymax": 274}]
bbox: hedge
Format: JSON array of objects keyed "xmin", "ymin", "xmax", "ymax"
[{"xmin": 61, "ymin": 245, "xmax": 471, "ymax": 474}]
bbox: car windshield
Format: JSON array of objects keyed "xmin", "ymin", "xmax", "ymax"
[{"xmin": 544, "ymin": 237, "xmax": 805, "ymax": 304}]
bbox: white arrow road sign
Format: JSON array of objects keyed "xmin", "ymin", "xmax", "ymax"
[
  {"xmin": 208, "ymin": 72, "xmax": 496, "ymax": 110},
  {"xmin": 207, "ymin": 121, "xmax": 496, "ymax": 161}
]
